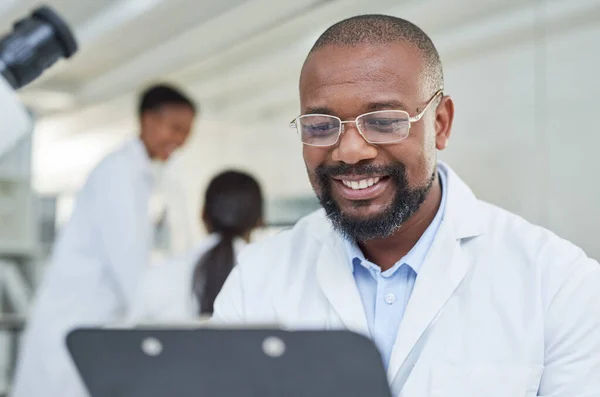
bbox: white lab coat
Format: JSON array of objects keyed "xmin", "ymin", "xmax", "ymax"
[
  {"xmin": 213, "ymin": 162, "xmax": 600, "ymax": 397},
  {"xmin": 129, "ymin": 234, "xmax": 246, "ymax": 323},
  {"xmin": 11, "ymin": 139, "xmax": 156, "ymax": 397}
]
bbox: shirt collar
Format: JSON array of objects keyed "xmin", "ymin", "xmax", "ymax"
[{"xmin": 343, "ymin": 165, "xmax": 448, "ymax": 276}]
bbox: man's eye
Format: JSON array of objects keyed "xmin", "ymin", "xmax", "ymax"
[
  {"xmin": 364, "ymin": 118, "xmax": 407, "ymax": 132},
  {"xmin": 304, "ymin": 123, "xmax": 338, "ymax": 135}
]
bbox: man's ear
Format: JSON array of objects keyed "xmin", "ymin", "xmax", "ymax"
[{"xmin": 435, "ymin": 95, "xmax": 454, "ymax": 151}]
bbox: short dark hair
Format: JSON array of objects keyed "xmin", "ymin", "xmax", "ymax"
[
  {"xmin": 138, "ymin": 83, "xmax": 196, "ymax": 117},
  {"xmin": 309, "ymin": 14, "xmax": 443, "ymax": 91}
]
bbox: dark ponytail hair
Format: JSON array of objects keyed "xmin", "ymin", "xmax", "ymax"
[{"xmin": 192, "ymin": 170, "xmax": 263, "ymax": 314}]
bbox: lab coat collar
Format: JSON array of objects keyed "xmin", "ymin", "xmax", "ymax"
[{"xmin": 437, "ymin": 161, "xmax": 483, "ymax": 239}]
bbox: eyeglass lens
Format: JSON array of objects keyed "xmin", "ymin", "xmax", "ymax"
[{"xmin": 297, "ymin": 111, "xmax": 410, "ymax": 146}]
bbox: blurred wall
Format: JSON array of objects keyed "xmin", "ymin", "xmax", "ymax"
[{"xmin": 441, "ymin": 11, "xmax": 600, "ymax": 258}]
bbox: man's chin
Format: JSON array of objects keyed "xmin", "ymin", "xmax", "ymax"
[
  {"xmin": 337, "ymin": 200, "xmax": 391, "ymax": 218},
  {"xmin": 327, "ymin": 211, "xmax": 397, "ymax": 241},
  {"xmin": 317, "ymin": 190, "xmax": 399, "ymax": 240},
  {"xmin": 339, "ymin": 209, "xmax": 383, "ymax": 225},
  {"xmin": 156, "ymin": 152, "xmax": 170, "ymax": 162}
]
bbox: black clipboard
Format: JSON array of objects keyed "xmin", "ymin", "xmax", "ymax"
[{"xmin": 67, "ymin": 328, "xmax": 391, "ymax": 397}]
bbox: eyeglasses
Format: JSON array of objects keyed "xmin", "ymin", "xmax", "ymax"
[{"xmin": 289, "ymin": 89, "xmax": 443, "ymax": 147}]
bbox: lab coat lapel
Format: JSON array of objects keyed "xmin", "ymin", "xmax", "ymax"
[
  {"xmin": 387, "ymin": 220, "xmax": 468, "ymax": 383},
  {"xmin": 316, "ymin": 233, "xmax": 370, "ymax": 336},
  {"xmin": 387, "ymin": 163, "xmax": 483, "ymax": 387}
]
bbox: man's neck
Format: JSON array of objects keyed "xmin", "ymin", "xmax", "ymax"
[{"xmin": 358, "ymin": 176, "xmax": 443, "ymax": 271}]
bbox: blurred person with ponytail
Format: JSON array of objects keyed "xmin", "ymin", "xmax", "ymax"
[{"xmin": 130, "ymin": 170, "xmax": 263, "ymax": 322}]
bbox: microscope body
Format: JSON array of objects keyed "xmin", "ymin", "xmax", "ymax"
[{"xmin": 0, "ymin": 76, "xmax": 32, "ymax": 156}]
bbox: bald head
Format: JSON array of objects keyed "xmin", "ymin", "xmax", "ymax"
[{"xmin": 307, "ymin": 14, "xmax": 443, "ymax": 91}]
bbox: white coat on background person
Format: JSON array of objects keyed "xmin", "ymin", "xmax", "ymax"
[
  {"xmin": 10, "ymin": 84, "xmax": 196, "ymax": 397},
  {"xmin": 130, "ymin": 170, "xmax": 264, "ymax": 323},
  {"xmin": 213, "ymin": 15, "xmax": 600, "ymax": 397}
]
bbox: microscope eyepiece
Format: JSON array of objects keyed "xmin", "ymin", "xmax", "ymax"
[{"xmin": 0, "ymin": 5, "xmax": 77, "ymax": 90}]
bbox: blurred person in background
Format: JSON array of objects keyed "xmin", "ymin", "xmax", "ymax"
[
  {"xmin": 11, "ymin": 84, "xmax": 196, "ymax": 397},
  {"xmin": 129, "ymin": 170, "xmax": 264, "ymax": 323},
  {"xmin": 213, "ymin": 14, "xmax": 600, "ymax": 396}
]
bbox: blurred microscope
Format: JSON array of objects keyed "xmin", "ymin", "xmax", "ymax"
[{"xmin": 0, "ymin": 5, "xmax": 77, "ymax": 394}]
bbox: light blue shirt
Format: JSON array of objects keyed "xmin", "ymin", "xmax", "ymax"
[{"xmin": 343, "ymin": 170, "xmax": 447, "ymax": 368}]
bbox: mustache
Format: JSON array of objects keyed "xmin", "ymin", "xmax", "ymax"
[{"xmin": 315, "ymin": 162, "xmax": 404, "ymax": 179}]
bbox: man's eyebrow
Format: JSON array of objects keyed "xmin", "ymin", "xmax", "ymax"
[
  {"xmin": 302, "ymin": 101, "xmax": 410, "ymax": 116},
  {"xmin": 303, "ymin": 107, "xmax": 335, "ymax": 115},
  {"xmin": 366, "ymin": 101, "xmax": 409, "ymax": 111}
]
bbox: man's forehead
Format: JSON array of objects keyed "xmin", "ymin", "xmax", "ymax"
[
  {"xmin": 299, "ymin": 43, "xmax": 424, "ymax": 113},
  {"xmin": 301, "ymin": 43, "xmax": 423, "ymax": 90},
  {"xmin": 157, "ymin": 103, "xmax": 195, "ymax": 117}
]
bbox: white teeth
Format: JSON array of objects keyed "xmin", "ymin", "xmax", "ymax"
[{"xmin": 342, "ymin": 177, "xmax": 380, "ymax": 190}]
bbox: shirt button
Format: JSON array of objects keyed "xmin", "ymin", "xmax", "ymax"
[{"xmin": 385, "ymin": 293, "xmax": 396, "ymax": 305}]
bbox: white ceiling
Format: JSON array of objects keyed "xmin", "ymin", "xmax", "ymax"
[{"xmin": 1, "ymin": 0, "xmax": 598, "ymax": 194}]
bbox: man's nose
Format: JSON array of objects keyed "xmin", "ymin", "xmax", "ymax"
[{"xmin": 331, "ymin": 123, "xmax": 378, "ymax": 164}]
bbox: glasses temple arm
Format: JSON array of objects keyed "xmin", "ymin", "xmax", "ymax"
[{"xmin": 409, "ymin": 89, "xmax": 444, "ymax": 122}]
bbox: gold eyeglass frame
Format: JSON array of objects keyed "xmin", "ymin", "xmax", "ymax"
[{"xmin": 289, "ymin": 89, "xmax": 444, "ymax": 147}]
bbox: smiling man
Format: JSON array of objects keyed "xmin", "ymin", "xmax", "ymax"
[{"xmin": 213, "ymin": 15, "xmax": 600, "ymax": 396}]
